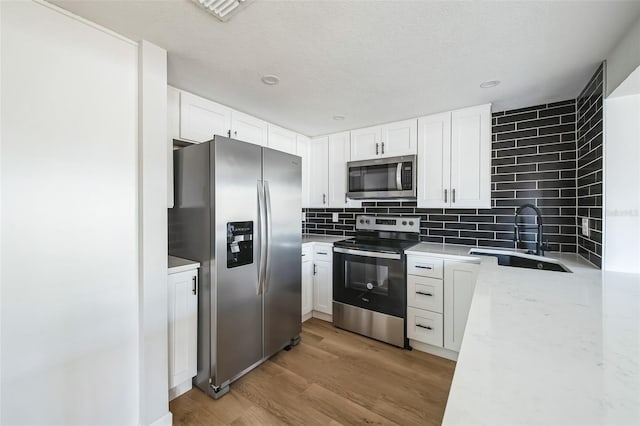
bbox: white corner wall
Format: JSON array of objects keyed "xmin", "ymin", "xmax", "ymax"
[
  {"xmin": 604, "ymin": 65, "xmax": 640, "ymax": 273},
  {"xmin": 606, "ymin": 16, "xmax": 640, "ymax": 97},
  {"xmin": 1, "ymin": 1, "xmax": 140, "ymax": 424}
]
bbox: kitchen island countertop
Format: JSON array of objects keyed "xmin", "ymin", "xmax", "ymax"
[{"xmin": 406, "ymin": 243, "xmax": 640, "ymax": 425}]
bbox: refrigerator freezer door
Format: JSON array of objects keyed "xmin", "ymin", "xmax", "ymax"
[
  {"xmin": 212, "ymin": 137, "xmax": 263, "ymax": 386},
  {"xmin": 262, "ymin": 148, "xmax": 302, "ymax": 357}
]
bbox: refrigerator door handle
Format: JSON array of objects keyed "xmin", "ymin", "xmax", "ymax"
[
  {"xmin": 257, "ymin": 180, "xmax": 267, "ymax": 295},
  {"xmin": 264, "ymin": 180, "xmax": 273, "ymax": 293}
]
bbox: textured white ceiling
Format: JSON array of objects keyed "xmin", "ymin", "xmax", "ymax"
[{"xmin": 52, "ymin": 0, "xmax": 640, "ymax": 136}]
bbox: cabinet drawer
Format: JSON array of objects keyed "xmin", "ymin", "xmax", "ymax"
[
  {"xmin": 302, "ymin": 244, "xmax": 313, "ymax": 259},
  {"xmin": 313, "ymin": 245, "xmax": 333, "ymax": 261},
  {"xmin": 407, "ymin": 307, "xmax": 443, "ymax": 347},
  {"xmin": 407, "ymin": 275, "xmax": 443, "ymax": 313},
  {"xmin": 407, "ymin": 255, "xmax": 443, "ymax": 279}
]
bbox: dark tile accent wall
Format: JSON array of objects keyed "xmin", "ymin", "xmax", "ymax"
[
  {"xmin": 304, "ymin": 100, "xmax": 579, "ymax": 253},
  {"xmin": 576, "ymin": 64, "xmax": 604, "ymax": 267}
]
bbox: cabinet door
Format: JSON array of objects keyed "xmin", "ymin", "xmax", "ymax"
[
  {"xmin": 231, "ymin": 110, "xmax": 267, "ymax": 146},
  {"xmin": 417, "ymin": 112, "xmax": 451, "ymax": 208},
  {"xmin": 350, "ymin": 125, "xmax": 381, "ymax": 161},
  {"xmin": 313, "ymin": 260, "xmax": 333, "ymax": 315},
  {"xmin": 443, "ymin": 260, "xmax": 479, "ymax": 352},
  {"xmin": 179, "ymin": 91, "xmax": 231, "ymax": 143},
  {"xmin": 167, "ymin": 86, "xmax": 181, "ymax": 208},
  {"xmin": 268, "ymin": 124, "xmax": 297, "ymax": 155},
  {"xmin": 309, "ymin": 137, "xmax": 329, "ymax": 207},
  {"xmin": 302, "ymin": 257, "xmax": 313, "ymax": 318},
  {"xmin": 327, "ymin": 132, "xmax": 361, "ymax": 208},
  {"xmin": 296, "ymin": 135, "xmax": 311, "ymax": 208},
  {"xmin": 450, "ymin": 104, "xmax": 491, "ymax": 208},
  {"xmin": 380, "ymin": 118, "xmax": 417, "ymax": 158},
  {"xmin": 168, "ymin": 270, "xmax": 198, "ymax": 388}
]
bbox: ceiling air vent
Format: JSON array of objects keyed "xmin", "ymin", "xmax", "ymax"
[{"xmin": 192, "ymin": 0, "xmax": 252, "ymax": 22}]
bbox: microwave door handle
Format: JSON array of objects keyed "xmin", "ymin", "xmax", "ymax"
[{"xmin": 396, "ymin": 162, "xmax": 403, "ymax": 191}]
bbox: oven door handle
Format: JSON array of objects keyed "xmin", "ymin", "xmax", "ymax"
[{"xmin": 333, "ymin": 247, "xmax": 401, "ymax": 260}]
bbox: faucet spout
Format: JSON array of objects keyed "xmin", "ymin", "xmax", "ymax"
[{"xmin": 514, "ymin": 203, "xmax": 545, "ymax": 256}]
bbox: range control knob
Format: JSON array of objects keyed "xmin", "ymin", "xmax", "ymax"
[
  {"xmin": 402, "ymin": 221, "xmax": 407, "ymax": 226},
  {"xmin": 409, "ymin": 221, "xmax": 414, "ymax": 226},
  {"xmin": 359, "ymin": 219, "xmax": 364, "ymax": 224},
  {"xmin": 365, "ymin": 219, "xmax": 370, "ymax": 224}
]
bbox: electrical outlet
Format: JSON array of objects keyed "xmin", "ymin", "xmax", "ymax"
[
  {"xmin": 332, "ymin": 212, "xmax": 339, "ymax": 223},
  {"xmin": 581, "ymin": 217, "xmax": 590, "ymax": 237},
  {"xmin": 301, "ymin": 212, "xmax": 306, "ymax": 222}
]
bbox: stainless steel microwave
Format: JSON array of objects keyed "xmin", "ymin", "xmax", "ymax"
[{"xmin": 347, "ymin": 155, "xmax": 417, "ymax": 199}]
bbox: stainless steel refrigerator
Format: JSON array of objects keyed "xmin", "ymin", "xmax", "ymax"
[{"xmin": 168, "ymin": 135, "xmax": 302, "ymax": 399}]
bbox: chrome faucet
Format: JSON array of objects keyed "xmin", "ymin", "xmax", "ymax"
[{"xmin": 514, "ymin": 203, "xmax": 546, "ymax": 256}]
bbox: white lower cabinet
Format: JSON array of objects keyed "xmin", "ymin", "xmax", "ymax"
[
  {"xmin": 313, "ymin": 258, "xmax": 333, "ymax": 315},
  {"xmin": 406, "ymin": 254, "xmax": 479, "ymax": 356},
  {"xmin": 168, "ymin": 267, "xmax": 198, "ymax": 399},
  {"xmin": 443, "ymin": 260, "xmax": 479, "ymax": 352},
  {"xmin": 407, "ymin": 307, "xmax": 443, "ymax": 347},
  {"xmin": 301, "ymin": 245, "xmax": 313, "ymax": 319},
  {"xmin": 301, "ymin": 242, "xmax": 334, "ymax": 320}
]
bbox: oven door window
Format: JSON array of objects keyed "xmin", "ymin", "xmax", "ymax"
[
  {"xmin": 333, "ymin": 252, "xmax": 405, "ymax": 318},
  {"xmin": 345, "ymin": 259, "xmax": 389, "ymax": 296}
]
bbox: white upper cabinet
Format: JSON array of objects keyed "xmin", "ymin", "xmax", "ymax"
[
  {"xmin": 268, "ymin": 124, "xmax": 297, "ymax": 155},
  {"xmin": 350, "ymin": 125, "xmax": 381, "ymax": 161},
  {"xmin": 179, "ymin": 91, "xmax": 231, "ymax": 143},
  {"xmin": 417, "ymin": 112, "xmax": 451, "ymax": 209},
  {"xmin": 231, "ymin": 110, "xmax": 267, "ymax": 146},
  {"xmin": 350, "ymin": 119, "xmax": 417, "ymax": 161},
  {"xmin": 380, "ymin": 119, "xmax": 418, "ymax": 158},
  {"xmin": 328, "ymin": 132, "xmax": 361, "ymax": 208},
  {"xmin": 309, "ymin": 137, "xmax": 329, "ymax": 207},
  {"xmin": 296, "ymin": 134, "xmax": 311, "ymax": 208},
  {"xmin": 417, "ymin": 104, "xmax": 491, "ymax": 209},
  {"xmin": 450, "ymin": 104, "xmax": 491, "ymax": 208}
]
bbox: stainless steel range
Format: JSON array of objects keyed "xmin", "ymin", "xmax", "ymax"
[{"xmin": 332, "ymin": 215, "xmax": 420, "ymax": 348}]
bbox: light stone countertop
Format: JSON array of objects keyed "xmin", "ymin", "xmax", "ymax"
[
  {"xmin": 302, "ymin": 234, "xmax": 346, "ymax": 245},
  {"xmin": 428, "ymin": 246, "xmax": 640, "ymax": 425},
  {"xmin": 168, "ymin": 256, "xmax": 200, "ymax": 274}
]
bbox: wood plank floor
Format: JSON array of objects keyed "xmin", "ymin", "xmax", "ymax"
[{"xmin": 170, "ymin": 318, "xmax": 456, "ymax": 425}]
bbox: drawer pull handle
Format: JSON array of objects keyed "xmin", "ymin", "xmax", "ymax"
[
  {"xmin": 416, "ymin": 291, "xmax": 433, "ymax": 297},
  {"xmin": 416, "ymin": 324, "xmax": 433, "ymax": 330},
  {"xmin": 301, "ymin": 254, "xmax": 306, "ymax": 257},
  {"xmin": 415, "ymin": 265, "xmax": 433, "ymax": 270},
  {"xmin": 317, "ymin": 252, "xmax": 328, "ymax": 255}
]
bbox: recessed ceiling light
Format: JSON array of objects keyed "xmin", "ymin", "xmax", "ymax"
[
  {"xmin": 480, "ymin": 80, "xmax": 501, "ymax": 89},
  {"xmin": 261, "ymin": 75, "xmax": 280, "ymax": 85},
  {"xmin": 333, "ymin": 115, "xmax": 346, "ymax": 121}
]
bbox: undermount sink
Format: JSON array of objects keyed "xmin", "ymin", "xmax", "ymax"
[{"xmin": 468, "ymin": 248, "xmax": 572, "ymax": 273}]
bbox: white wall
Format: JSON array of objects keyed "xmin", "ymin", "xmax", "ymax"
[
  {"xmin": 138, "ymin": 41, "xmax": 170, "ymax": 426},
  {"xmin": 606, "ymin": 16, "xmax": 640, "ymax": 96},
  {"xmin": 604, "ymin": 65, "xmax": 640, "ymax": 273},
  {"xmin": 1, "ymin": 1, "xmax": 140, "ymax": 424}
]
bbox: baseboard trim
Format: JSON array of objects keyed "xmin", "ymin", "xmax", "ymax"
[
  {"xmin": 410, "ymin": 339, "xmax": 458, "ymax": 361},
  {"xmin": 148, "ymin": 411, "xmax": 172, "ymax": 426},
  {"xmin": 302, "ymin": 311, "xmax": 313, "ymax": 322},
  {"xmin": 312, "ymin": 311, "xmax": 333, "ymax": 322},
  {"xmin": 169, "ymin": 379, "xmax": 193, "ymax": 401}
]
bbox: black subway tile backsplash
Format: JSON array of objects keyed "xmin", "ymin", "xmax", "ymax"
[{"xmin": 304, "ymin": 73, "xmax": 604, "ymax": 266}]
